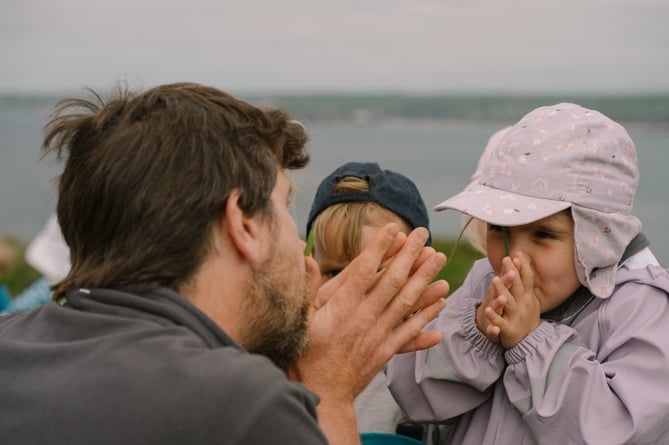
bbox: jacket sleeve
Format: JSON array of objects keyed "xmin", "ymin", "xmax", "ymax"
[
  {"xmin": 503, "ymin": 272, "xmax": 669, "ymax": 444},
  {"xmin": 387, "ymin": 260, "xmax": 506, "ymax": 422}
]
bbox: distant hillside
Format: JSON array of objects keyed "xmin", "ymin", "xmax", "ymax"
[
  {"xmin": 3, "ymin": 92, "xmax": 669, "ymax": 125},
  {"xmin": 246, "ymin": 93, "xmax": 669, "ymax": 125}
]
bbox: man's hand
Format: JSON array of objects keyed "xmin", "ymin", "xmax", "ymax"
[{"xmin": 289, "ymin": 224, "xmax": 448, "ymax": 445}]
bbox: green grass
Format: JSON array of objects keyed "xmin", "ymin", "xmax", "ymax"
[
  {"xmin": 1, "ymin": 236, "xmax": 41, "ymax": 295},
  {"xmin": 431, "ymin": 238, "xmax": 485, "ymax": 295}
]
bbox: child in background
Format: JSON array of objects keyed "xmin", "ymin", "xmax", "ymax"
[
  {"xmin": 306, "ymin": 162, "xmax": 432, "ymax": 441},
  {"xmin": 0, "ymin": 236, "xmax": 17, "ymax": 309},
  {"xmin": 387, "ymin": 103, "xmax": 669, "ymax": 444},
  {"xmin": 0, "ymin": 214, "xmax": 70, "ymax": 313},
  {"xmin": 24, "ymin": 213, "xmax": 71, "ymax": 284}
]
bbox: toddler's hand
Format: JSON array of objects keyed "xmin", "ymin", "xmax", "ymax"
[
  {"xmin": 476, "ymin": 264, "xmax": 514, "ymax": 342},
  {"xmin": 485, "ymin": 253, "xmax": 541, "ymax": 349}
]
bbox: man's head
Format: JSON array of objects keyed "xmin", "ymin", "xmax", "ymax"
[
  {"xmin": 306, "ymin": 162, "xmax": 430, "ymax": 283},
  {"xmin": 43, "ymin": 82, "xmax": 309, "ymax": 298}
]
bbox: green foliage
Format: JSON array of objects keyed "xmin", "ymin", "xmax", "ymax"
[
  {"xmin": 1, "ymin": 237, "xmax": 41, "ymax": 295},
  {"xmin": 431, "ymin": 238, "xmax": 486, "ymax": 296}
]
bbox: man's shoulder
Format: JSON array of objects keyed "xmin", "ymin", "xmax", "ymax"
[{"xmin": 0, "ymin": 304, "xmax": 323, "ymax": 443}]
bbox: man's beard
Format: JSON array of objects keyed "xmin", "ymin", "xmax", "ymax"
[{"xmin": 237, "ymin": 253, "xmax": 310, "ymax": 370}]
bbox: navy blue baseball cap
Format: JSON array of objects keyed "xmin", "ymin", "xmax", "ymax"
[{"xmin": 306, "ymin": 162, "xmax": 431, "ymax": 245}]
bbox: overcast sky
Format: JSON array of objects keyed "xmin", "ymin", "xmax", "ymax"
[{"xmin": 2, "ymin": 0, "xmax": 668, "ymax": 94}]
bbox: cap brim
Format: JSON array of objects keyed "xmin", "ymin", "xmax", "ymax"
[{"xmin": 434, "ymin": 184, "xmax": 571, "ymax": 227}]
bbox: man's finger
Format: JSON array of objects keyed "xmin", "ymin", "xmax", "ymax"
[
  {"xmin": 405, "ymin": 279, "xmax": 449, "ymax": 316},
  {"xmin": 317, "ymin": 223, "xmax": 402, "ymax": 309},
  {"xmin": 367, "ymin": 227, "xmax": 432, "ymax": 313},
  {"xmin": 378, "ymin": 248, "xmax": 446, "ymax": 324},
  {"xmin": 393, "ymin": 298, "xmax": 446, "ymax": 354}
]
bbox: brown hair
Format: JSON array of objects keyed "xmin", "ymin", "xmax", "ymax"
[
  {"xmin": 311, "ymin": 176, "xmax": 409, "ymax": 263},
  {"xmin": 42, "ymin": 82, "xmax": 309, "ymax": 298}
]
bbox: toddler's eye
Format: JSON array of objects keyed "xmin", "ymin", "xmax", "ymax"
[
  {"xmin": 323, "ymin": 269, "xmax": 342, "ymax": 280},
  {"xmin": 488, "ymin": 225, "xmax": 503, "ymax": 233},
  {"xmin": 535, "ymin": 230, "xmax": 555, "ymax": 240}
]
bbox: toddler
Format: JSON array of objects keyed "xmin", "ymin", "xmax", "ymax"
[
  {"xmin": 387, "ymin": 103, "xmax": 669, "ymax": 444},
  {"xmin": 307, "ymin": 162, "xmax": 433, "ymax": 441}
]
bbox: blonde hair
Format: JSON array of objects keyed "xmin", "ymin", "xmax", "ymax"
[
  {"xmin": 311, "ymin": 176, "xmax": 409, "ymax": 262},
  {"xmin": 460, "ymin": 214, "xmax": 487, "ymax": 254}
]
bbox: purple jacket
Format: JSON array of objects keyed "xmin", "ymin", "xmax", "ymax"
[{"xmin": 387, "ymin": 251, "xmax": 669, "ymax": 444}]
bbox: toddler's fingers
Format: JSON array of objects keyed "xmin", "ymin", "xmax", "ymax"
[
  {"xmin": 500, "ymin": 267, "xmax": 515, "ymax": 290},
  {"xmin": 484, "ymin": 306, "xmax": 503, "ymax": 338},
  {"xmin": 492, "ymin": 275, "xmax": 515, "ymax": 309},
  {"xmin": 505, "ymin": 257, "xmax": 528, "ymax": 308},
  {"xmin": 486, "ymin": 323, "xmax": 501, "ymax": 339},
  {"xmin": 490, "ymin": 294, "xmax": 507, "ymax": 315},
  {"xmin": 516, "ymin": 252, "xmax": 535, "ymax": 292}
]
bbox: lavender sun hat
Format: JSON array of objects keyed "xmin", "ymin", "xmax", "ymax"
[
  {"xmin": 465, "ymin": 125, "xmax": 511, "ymax": 191},
  {"xmin": 436, "ymin": 103, "xmax": 642, "ymax": 298}
]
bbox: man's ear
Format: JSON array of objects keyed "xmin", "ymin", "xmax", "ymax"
[{"xmin": 224, "ymin": 189, "xmax": 263, "ymax": 264}]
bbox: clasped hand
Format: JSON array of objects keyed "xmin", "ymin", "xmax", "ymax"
[{"xmin": 476, "ymin": 253, "xmax": 541, "ymax": 349}]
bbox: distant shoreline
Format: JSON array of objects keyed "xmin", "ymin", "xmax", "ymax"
[{"xmin": 2, "ymin": 93, "xmax": 668, "ymax": 127}]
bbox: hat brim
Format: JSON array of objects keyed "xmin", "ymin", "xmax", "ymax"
[{"xmin": 434, "ymin": 184, "xmax": 571, "ymax": 227}]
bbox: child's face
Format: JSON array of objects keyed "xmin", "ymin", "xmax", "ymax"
[
  {"xmin": 486, "ymin": 210, "xmax": 580, "ymax": 313},
  {"xmin": 314, "ymin": 213, "xmax": 411, "ymax": 285}
]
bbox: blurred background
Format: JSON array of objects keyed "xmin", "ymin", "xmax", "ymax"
[{"xmin": 2, "ymin": 0, "xmax": 668, "ymax": 267}]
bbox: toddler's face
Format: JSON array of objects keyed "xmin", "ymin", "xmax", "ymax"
[
  {"xmin": 486, "ymin": 210, "xmax": 580, "ymax": 313},
  {"xmin": 314, "ymin": 212, "xmax": 411, "ymax": 285},
  {"xmin": 313, "ymin": 238, "xmax": 349, "ymax": 285}
]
